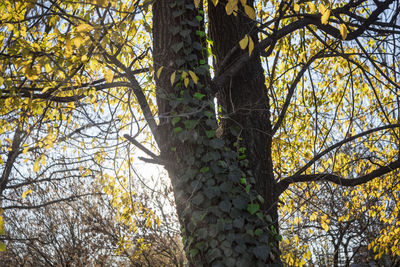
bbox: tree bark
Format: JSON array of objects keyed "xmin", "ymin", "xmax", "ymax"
[{"xmin": 153, "ymin": 0, "xmax": 281, "ymax": 266}]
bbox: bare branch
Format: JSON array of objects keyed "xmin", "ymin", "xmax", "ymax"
[
  {"xmin": 277, "ymin": 159, "xmax": 400, "ymax": 195},
  {"xmin": 292, "ymin": 124, "xmax": 400, "ymax": 177}
]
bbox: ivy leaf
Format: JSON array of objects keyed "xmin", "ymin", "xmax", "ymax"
[
  {"xmin": 184, "ymin": 120, "xmax": 198, "ymax": 130},
  {"xmin": 189, "ymin": 248, "xmax": 199, "ymax": 258},
  {"xmin": 219, "ymin": 200, "xmax": 232, "ymax": 213},
  {"xmin": 247, "ymin": 203, "xmax": 259, "ymax": 215},
  {"xmin": 252, "ymin": 245, "xmax": 269, "ymax": 261},
  {"xmin": 171, "ymin": 117, "xmax": 180, "ymax": 126},
  {"xmin": 171, "ymin": 42, "xmax": 184, "ymax": 53},
  {"xmin": 194, "ymin": 92, "xmax": 205, "ymax": 100}
]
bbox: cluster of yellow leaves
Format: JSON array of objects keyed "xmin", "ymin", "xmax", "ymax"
[{"xmin": 224, "ymin": 0, "xmax": 256, "ymax": 19}]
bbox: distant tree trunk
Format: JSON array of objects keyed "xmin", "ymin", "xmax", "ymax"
[{"xmin": 153, "ymin": 0, "xmax": 281, "ymax": 265}]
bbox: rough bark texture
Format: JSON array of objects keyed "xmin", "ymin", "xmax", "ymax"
[
  {"xmin": 207, "ymin": 0, "xmax": 279, "ymax": 230},
  {"xmin": 153, "ymin": 1, "xmax": 281, "ymax": 266}
]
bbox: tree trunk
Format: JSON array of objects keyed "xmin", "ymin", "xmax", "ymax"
[{"xmin": 153, "ymin": 1, "xmax": 281, "ymax": 266}]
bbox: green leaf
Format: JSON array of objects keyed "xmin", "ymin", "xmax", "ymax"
[
  {"xmin": 171, "ymin": 42, "xmax": 184, "ymax": 53},
  {"xmin": 232, "ymin": 196, "xmax": 247, "ymax": 210},
  {"xmin": 254, "ymin": 228, "xmax": 263, "ymax": 236},
  {"xmin": 205, "ymin": 130, "xmax": 216, "ymax": 138},
  {"xmin": 209, "ymin": 138, "xmax": 224, "ymax": 149},
  {"xmin": 253, "ymin": 246, "xmax": 269, "ymax": 261},
  {"xmin": 219, "ymin": 200, "xmax": 232, "ymax": 213},
  {"xmin": 184, "ymin": 120, "xmax": 198, "ymax": 130},
  {"xmin": 172, "ymin": 117, "xmax": 181, "ymax": 126},
  {"xmin": 173, "ymin": 127, "xmax": 183, "ymax": 133},
  {"xmin": 192, "ymin": 193, "xmax": 205, "ymax": 206},
  {"xmin": 204, "ymin": 110, "xmax": 214, "ymax": 118},
  {"xmin": 189, "ymin": 248, "xmax": 199, "ymax": 258},
  {"xmin": 193, "ymin": 92, "xmax": 205, "ymax": 100},
  {"xmin": 200, "ymin": 166, "xmax": 210, "ymax": 173},
  {"xmin": 247, "ymin": 203, "xmax": 259, "ymax": 215}
]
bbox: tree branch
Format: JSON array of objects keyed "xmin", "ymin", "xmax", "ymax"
[
  {"xmin": 277, "ymin": 159, "xmax": 400, "ymax": 196},
  {"xmin": 272, "ymin": 51, "xmax": 325, "ymax": 135},
  {"xmin": 292, "ymin": 124, "xmax": 400, "ymax": 177},
  {"xmin": 212, "ymin": 0, "xmax": 395, "ymax": 90}
]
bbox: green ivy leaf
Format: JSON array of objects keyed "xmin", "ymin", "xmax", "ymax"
[
  {"xmin": 171, "ymin": 42, "xmax": 184, "ymax": 53},
  {"xmin": 184, "ymin": 120, "xmax": 198, "ymax": 130},
  {"xmin": 172, "ymin": 117, "xmax": 181, "ymax": 125},
  {"xmin": 189, "ymin": 248, "xmax": 199, "ymax": 258},
  {"xmin": 173, "ymin": 127, "xmax": 183, "ymax": 133},
  {"xmin": 200, "ymin": 166, "xmax": 210, "ymax": 173},
  {"xmin": 193, "ymin": 92, "xmax": 205, "ymax": 100},
  {"xmin": 247, "ymin": 203, "xmax": 259, "ymax": 215}
]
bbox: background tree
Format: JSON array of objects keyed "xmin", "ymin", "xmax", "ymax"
[{"xmin": 0, "ymin": 0, "xmax": 400, "ymax": 266}]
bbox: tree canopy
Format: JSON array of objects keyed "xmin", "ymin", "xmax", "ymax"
[{"xmin": 0, "ymin": 0, "xmax": 400, "ymax": 266}]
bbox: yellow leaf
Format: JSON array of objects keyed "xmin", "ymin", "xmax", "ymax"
[
  {"xmin": 184, "ymin": 77, "xmax": 189, "ymax": 87},
  {"xmin": 22, "ymin": 147, "xmax": 29, "ymax": 154},
  {"xmin": 33, "ymin": 158, "xmax": 40, "ymax": 172},
  {"xmin": 73, "ymin": 36, "xmax": 84, "ymax": 48},
  {"xmin": 248, "ymin": 36, "xmax": 254, "ymax": 56},
  {"xmin": 244, "ymin": 5, "xmax": 256, "ymax": 20},
  {"xmin": 318, "ymin": 3, "xmax": 326, "ymax": 14},
  {"xmin": 321, "ymin": 9, "xmax": 330, "ymax": 24},
  {"xmin": 189, "ymin": 70, "xmax": 199, "ymax": 84},
  {"xmin": 76, "ymin": 23, "xmax": 94, "ymax": 33},
  {"xmin": 211, "ymin": 0, "xmax": 218, "ymax": 6},
  {"xmin": 340, "ymin": 23, "xmax": 348, "ymax": 40},
  {"xmin": 319, "ymin": 4, "xmax": 330, "ymax": 25},
  {"xmin": 65, "ymin": 38, "xmax": 73, "ymax": 57},
  {"xmin": 44, "ymin": 63, "xmax": 52, "ymax": 73},
  {"xmin": 105, "ymin": 69, "xmax": 114, "ymax": 83},
  {"xmin": 181, "ymin": 71, "xmax": 188, "ymax": 79},
  {"xmin": 156, "ymin": 66, "xmax": 163, "ymax": 79},
  {"xmin": 81, "ymin": 54, "xmax": 88, "ymax": 62},
  {"xmin": 321, "ymin": 221, "xmax": 329, "ymax": 232},
  {"xmin": 95, "ymin": 0, "xmax": 108, "ymax": 6},
  {"xmin": 294, "ymin": 3, "xmax": 300, "ymax": 12},
  {"xmin": 22, "ymin": 189, "xmax": 33, "ymax": 199},
  {"xmin": 0, "ymin": 242, "xmax": 5, "ymax": 252},
  {"xmin": 225, "ymin": 0, "xmax": 237, "ymax": 15},
  {"xmin": 309, "ymin": 2, "xmax": 316, "ymax": 13},
  {"xmin": 170, "ymin": 71, "xmax": 176, "ymax": 85},
  {"xmin": 239, "ymin": 35, "xmax": 249, "ymax": 49},
  {"xmin": 194, "ymin": 0, "xmax": 201, "ymax": 8}
]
